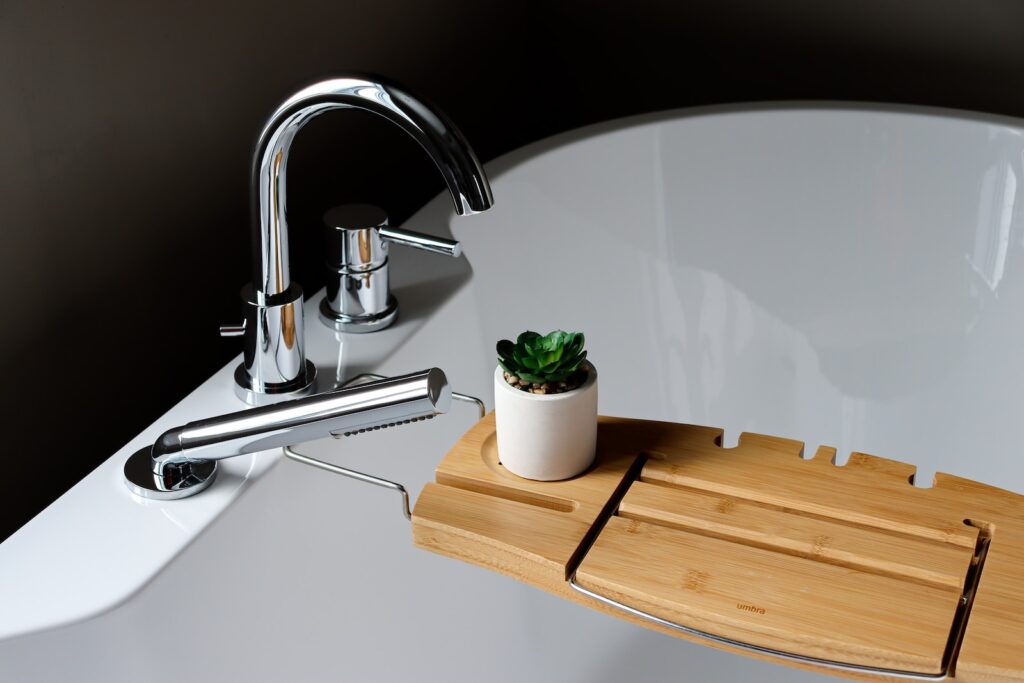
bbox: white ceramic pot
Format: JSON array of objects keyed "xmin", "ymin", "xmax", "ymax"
[{"xmin": 493, "ymin": 361, "xmax": 598, "ymax": 481}]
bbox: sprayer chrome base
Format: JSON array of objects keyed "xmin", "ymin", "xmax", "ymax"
[{"xmin": 123, "ymin": 448, "xmax": 218, "ymax": 501}]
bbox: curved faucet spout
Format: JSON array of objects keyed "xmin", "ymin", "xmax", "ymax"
[{"xmin": 251, "ymin": 77, "xmax": 494, "ymax": 300}]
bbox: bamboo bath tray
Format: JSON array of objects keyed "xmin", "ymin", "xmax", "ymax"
[{"xmin": 412, "ymin": 414, "xmax": 1024, "ymax": 681}]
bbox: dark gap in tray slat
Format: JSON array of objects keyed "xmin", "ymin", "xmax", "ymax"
[{"xmin": 564, "ymin": 453, "xmax": 651, "ymax": 580}]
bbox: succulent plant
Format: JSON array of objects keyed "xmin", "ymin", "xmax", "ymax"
[{"xmin": 497, "ymin": 330, "xmax": 588, "ymax": 390}]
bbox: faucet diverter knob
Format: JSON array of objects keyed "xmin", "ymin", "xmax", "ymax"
[
  {"xmin": 319, "ymin": 204, "xmax": 462, "ymax": 334},
  {"xmin": 218, "ymin": 320, "xmax": 247, "ymax": 337}
]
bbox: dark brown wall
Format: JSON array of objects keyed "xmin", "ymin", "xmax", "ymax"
[{"xmin": 3, "ymin": 0, "xmax": 1024, "ymax": 541}]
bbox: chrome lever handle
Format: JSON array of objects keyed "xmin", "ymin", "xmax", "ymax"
[{"xmin": 379, "ymin": 226, "xmax": 462, "ymax": 258}]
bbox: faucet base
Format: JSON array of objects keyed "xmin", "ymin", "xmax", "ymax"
[
  {"xmin": 233, "ymin": 359, "xmax": 317, "ymax": 406},
  {"xmin": 123, "ymin": 447, "xmax": 218, "ymax": 501},
  {"xmin": 318, "ymin": 295, "xmax": 398, "ymax": 333}
]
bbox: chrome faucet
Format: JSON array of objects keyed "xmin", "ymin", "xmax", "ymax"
[
  {"xmin": 123, "ymin": 369, "xmax": 451, "ymax": 500},
  {"xmin": 224, "ymin": 77, "xmax": 494, "ymax": 405}
]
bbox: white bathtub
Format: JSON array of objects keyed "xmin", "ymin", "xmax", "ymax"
[{"xmin": 2, "ymin": 104, "xmax": 1023, "ymax": 682}]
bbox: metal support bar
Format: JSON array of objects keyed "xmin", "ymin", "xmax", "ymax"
[
  {"xmin": 285, "ymin": 373, "xmax": 485, "ymax": 521},
  {"xmin": 285, "ymin": 446, "xmax": 412, "ymax": 520},
  {"xmin": 566, "ymin": 575, "xmax": 950, "ymax": 680}
]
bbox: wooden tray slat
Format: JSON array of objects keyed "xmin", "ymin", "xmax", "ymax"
[
  {"xmin": 641, "ymin": 437, "xmax": 979, "ymax": 549},
  {"xmin": 576, "ymin": 515, "xmax": 962, "ymax": 673},
  {"xmin": 618, "ymin": 480, "xmax": 975, "ymax": 590}
]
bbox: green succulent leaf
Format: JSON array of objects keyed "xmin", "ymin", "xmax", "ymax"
[
  {"xmin": 496, "ymin": 329, "xmax": 589, "ymax": 385},
  {"xmin": 496, "ymin": 340, "xmax": 516, "ymax": 364},
  {"xmin": 517, "ymin": 331, "xmax": 541, "ymax": 346}
]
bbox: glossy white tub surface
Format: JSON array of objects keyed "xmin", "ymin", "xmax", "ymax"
[{"xmin": 3, "ymin": 104, "xmax": 1024, "ymax": 682}]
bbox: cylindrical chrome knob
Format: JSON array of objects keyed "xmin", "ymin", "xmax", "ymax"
[
  {"xmin": 321, "ymin": 204, "xmax": 397, "ymax": 333},
  {"xmin": 320, "ymin": 204, "xmax": 462, "ymax": 334},
  {"xmin": 323, "ymin": 204, "xmax": 390, "ymax": 272}
]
